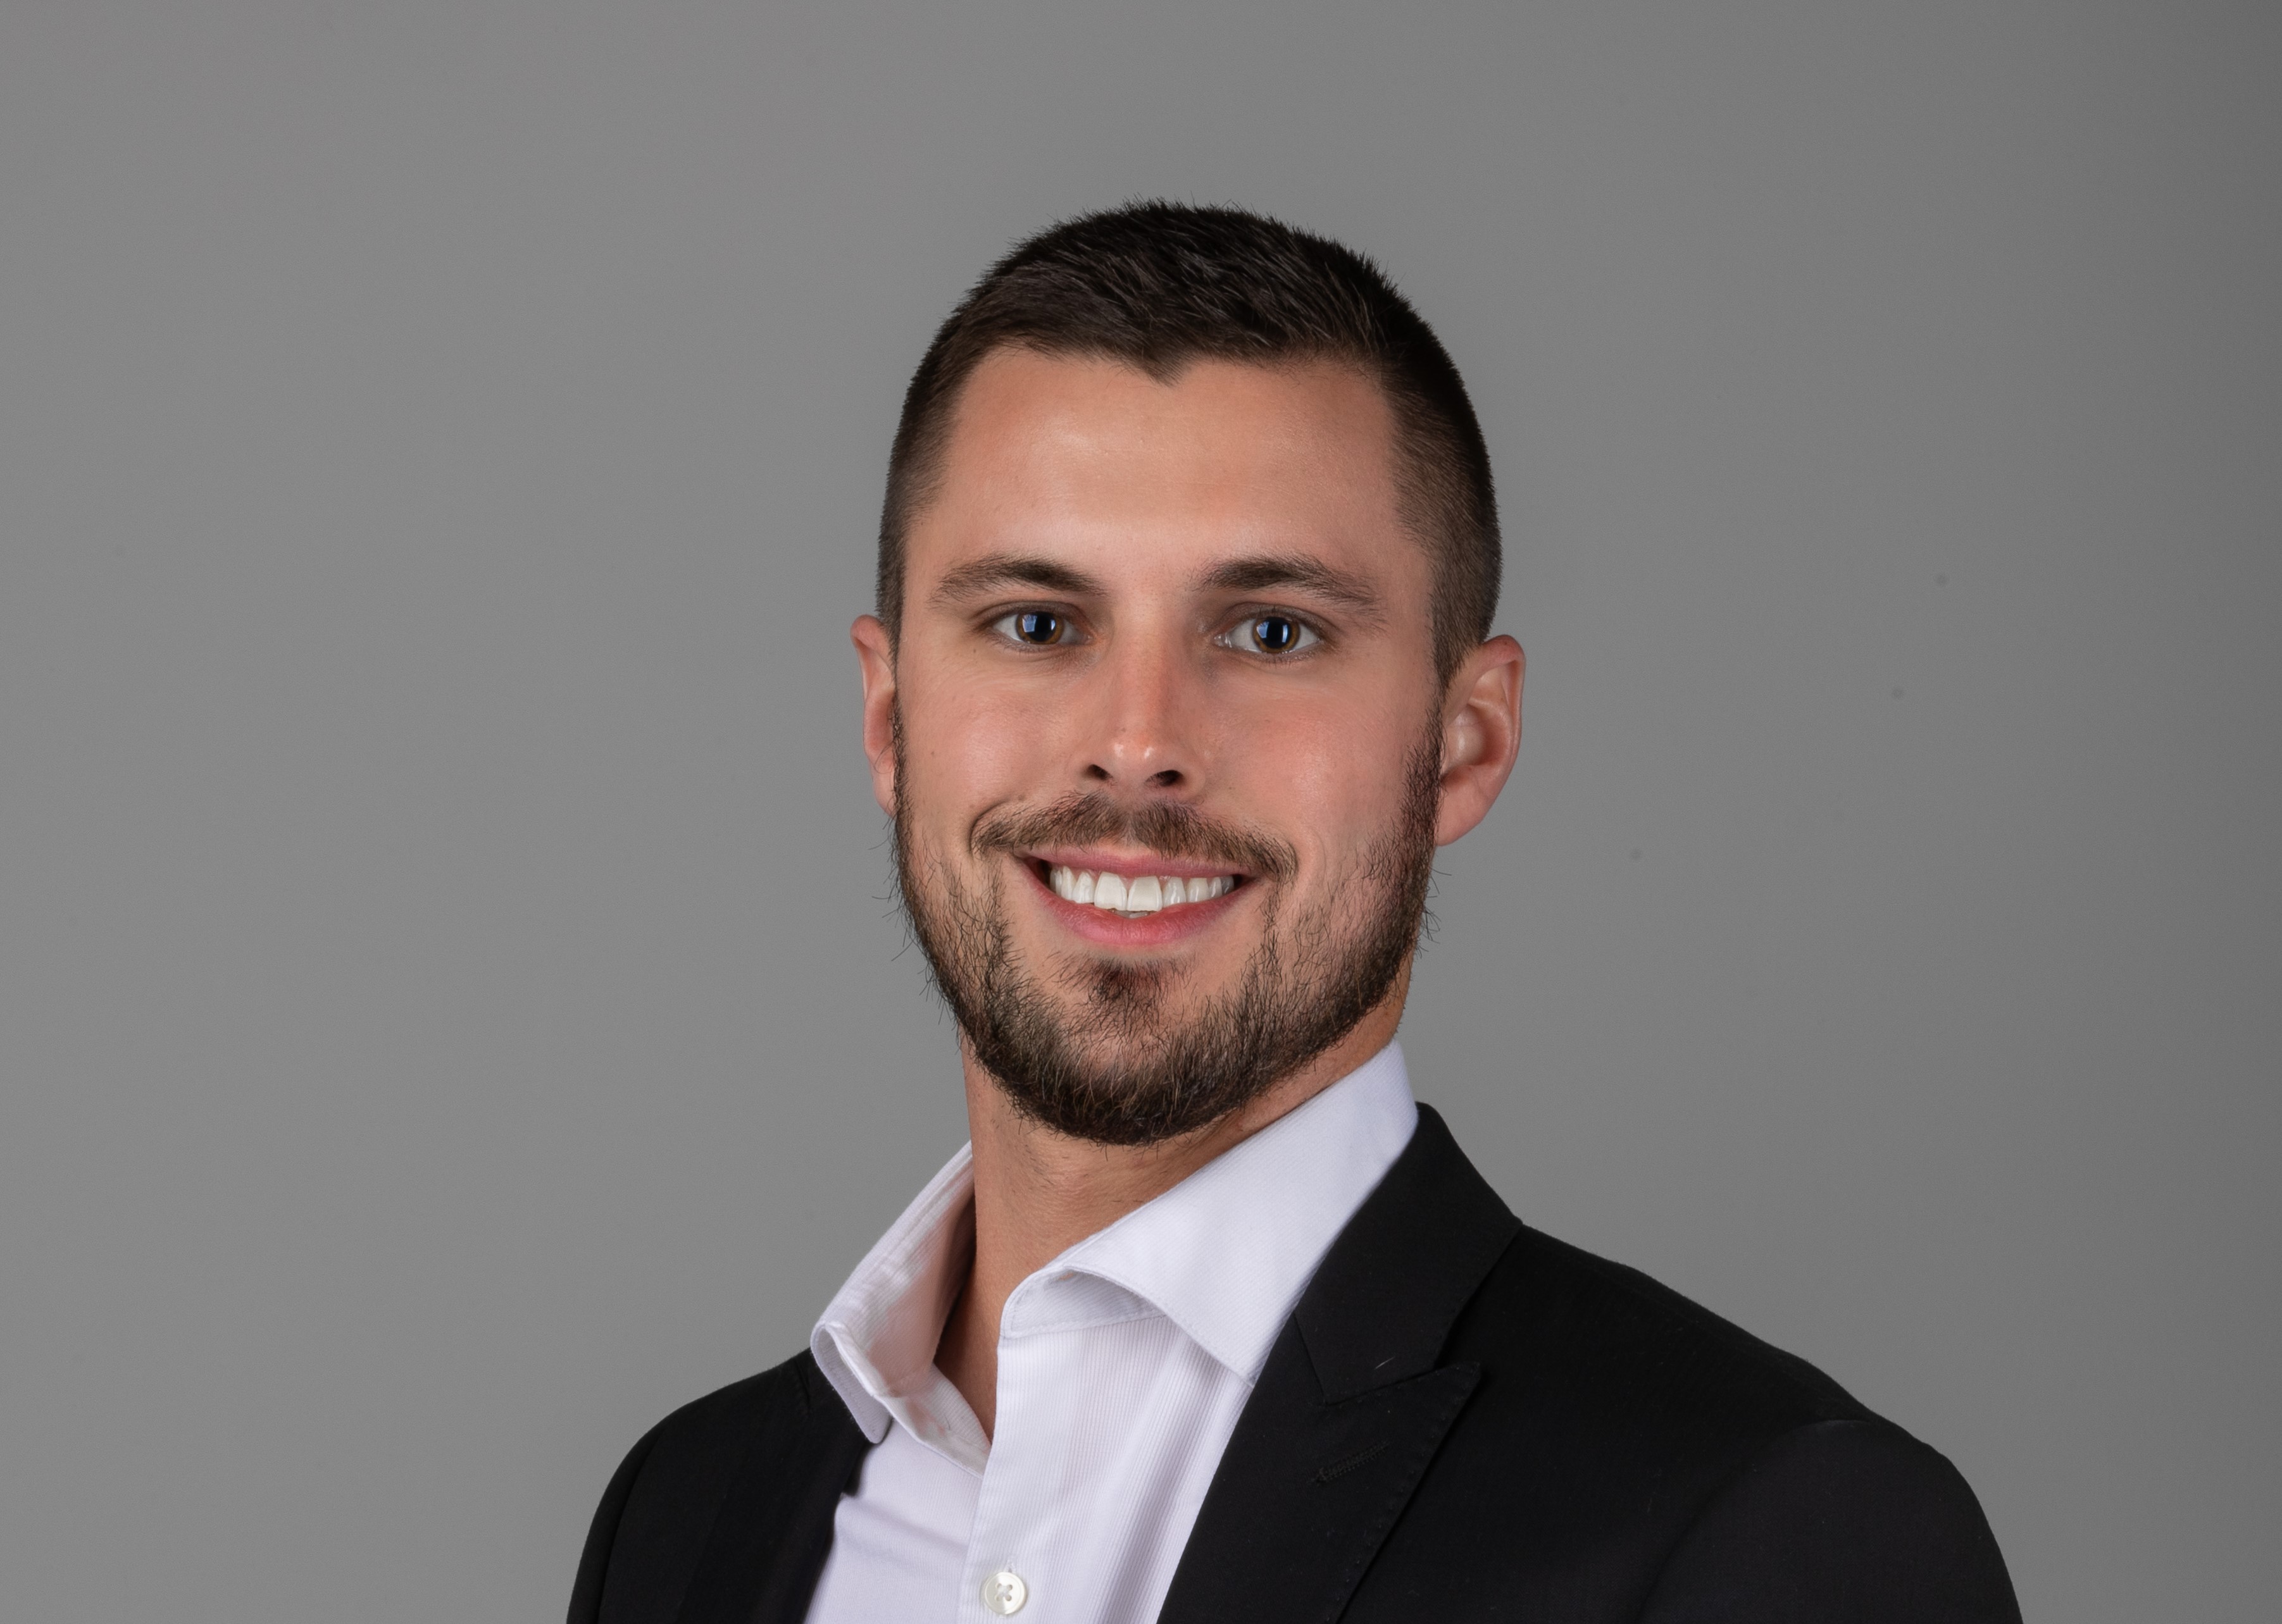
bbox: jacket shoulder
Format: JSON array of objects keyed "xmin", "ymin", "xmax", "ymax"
[
  {"xmin": 1637, "ymin": 1415, "xmax": 2021, "ymax": 1622},
  {"xmin": 568, "ymin": 1352, "xmax": 852, "ymax": 1624},
  {"xmin": 1469, "ymin": 1222, "xmax": 1866, "ymax": 1427},
  {"xmin": 1356, "ymin": 1223, "xmax": 1926, "ymax": 1620}
]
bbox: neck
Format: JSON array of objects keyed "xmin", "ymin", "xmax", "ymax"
[{"xmin": 933, "ymin": 974, "xmax": 1408, "ymax": 1436}]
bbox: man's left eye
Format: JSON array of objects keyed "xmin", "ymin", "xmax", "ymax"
[
  {"xmin": 991, "ymin": 610, "xmax": 1080, "ymax": 646},
  {"xmin": 1219, "ymin": 615, "xmax": 1321, "ymax": 655}
]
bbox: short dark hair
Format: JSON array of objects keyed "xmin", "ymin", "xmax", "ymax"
[{"xmin": 877, "ymin": 202, "xmax": 1500, "ymax": 681}]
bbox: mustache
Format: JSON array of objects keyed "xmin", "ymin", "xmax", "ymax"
[{"xmin": 971, "ymin": 793, "xmax": 1299, "ymax": 884}]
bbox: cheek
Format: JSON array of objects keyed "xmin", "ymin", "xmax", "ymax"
[
  {"xmin": 894, "ymin": 675, "xmax": 1067, "ymax": 828},
  {"xmin": 1220, "ymin": 690, "xmax": 1430, "ymax": 858}
]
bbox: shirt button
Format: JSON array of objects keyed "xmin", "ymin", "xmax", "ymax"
[{"xmin": 981, "ymin": 1569, "xmax": 1028, "ymax": 1615}]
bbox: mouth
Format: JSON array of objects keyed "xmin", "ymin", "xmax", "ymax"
[
  {"xmin": 1018, "ymin": 850, "xmax": 1251, "ymax": 936},
  {"xmin": 1042, "ymin": 863, "xmax": 1238, "ymax": 916}
]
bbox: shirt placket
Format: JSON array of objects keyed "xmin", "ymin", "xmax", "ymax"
[{"xmin": 957, "ymin": 1294, "xmax": 1096, "ymax": 1621}]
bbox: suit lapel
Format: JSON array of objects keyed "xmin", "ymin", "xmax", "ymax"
[
  {"xmin": 1157, "ymin": 1106, "xmax": 1519, "ymax": 1624},
  {"xmin": 673, "ymin": 1353, "xmax": 870, "ymax": 1624},
  {"xmin": 1157, "ymin": 1325, "xmax": 1480, "ymax": 1624}
]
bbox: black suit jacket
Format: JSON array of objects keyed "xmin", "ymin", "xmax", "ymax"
[{"xmin": 570, "ymin": 1106, "xmax": 2020, "ymax": 1623}]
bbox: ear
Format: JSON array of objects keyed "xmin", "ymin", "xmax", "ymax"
[
  {"xmin": 1434, "ymin": 636, "xmax": 1523, "ymax": 846},
  {"xmin": 852, "ymin": 615, "xmax": 899, "ymax": 818}
]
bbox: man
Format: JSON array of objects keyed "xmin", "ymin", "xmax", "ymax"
[{"xmin": 569, "ymin": 204, "xmax": 2019, "ymax": 1624}]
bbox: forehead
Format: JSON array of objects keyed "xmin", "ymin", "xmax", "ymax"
[{"xmin": 907, "ymin": 349, "xmax": 1425, "ymax": 597}]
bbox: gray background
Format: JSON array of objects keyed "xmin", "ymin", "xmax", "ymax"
[{"xmin": 2, "ymin": 2, "xmax": 2274, "ymax": 1619}]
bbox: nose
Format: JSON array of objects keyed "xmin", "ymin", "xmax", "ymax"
[{"xmin": 1076, "ymin": 623, "xmax": 1200, "ymax": 796}]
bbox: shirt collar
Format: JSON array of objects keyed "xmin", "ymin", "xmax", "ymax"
[
  {"xmin": 1011, "ymin": 1041, "xmax": 1416, "ymax": 1383},
  {"xmin": 809, "ymin": 1145, "xmax": 978, "ymax": 1450},
  {"xmin": 809, "ymin": 1042, "xmax": 1417, "ymax": 1456}
]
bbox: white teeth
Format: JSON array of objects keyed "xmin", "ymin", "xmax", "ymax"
[{"xmin": 1045, "ymin": 865, "xmax": 1237, "ymax": 915}]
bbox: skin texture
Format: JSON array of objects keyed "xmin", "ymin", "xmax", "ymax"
[{"xmin": 852, "ymin": 350, "xmax": 1523, "ymax": 1434}]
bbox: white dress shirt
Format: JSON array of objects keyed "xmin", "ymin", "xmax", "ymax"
[{"xmin": 804, "ymin": 1043, "xmax": 1418, "ymax": 1624}]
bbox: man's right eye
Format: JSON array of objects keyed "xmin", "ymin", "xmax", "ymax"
[{"xmin": 994, "ymin": 610, "xmax": 1076, "ymax": 646}]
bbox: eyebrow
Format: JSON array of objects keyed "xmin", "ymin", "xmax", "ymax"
[
  {"xmin": 930, "ymin": 553, "xmax": 1109, "ymax": 606},
  {"xmin": 1199, "ymin": 555, "xmax": 1387, "ymax": 622},
  {"xmin": 927, "ymin": 549, "xmax": 1388, "ymax": 623}
]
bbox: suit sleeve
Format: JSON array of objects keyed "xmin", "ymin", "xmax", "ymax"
[
  {"xmin": 566, "ymin": 1422, "xmax": 663, "ymax": 1624},
  {"xmin": 1637, "ymin": 1418, "xmax": 2022, "ymax": 1624}
]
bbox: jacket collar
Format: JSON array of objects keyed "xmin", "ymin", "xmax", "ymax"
[
  {"xmin": 676, "ymin": 1354, "xmax": 869, "ymax": 1624},
  {"xmin": 1295, "ymin": 1100, "xmax": 1521, "ymax": 1400},
  {"xmin": 1157, "ymin": 1103, "xmax": 1521, "ymax": 1624}
]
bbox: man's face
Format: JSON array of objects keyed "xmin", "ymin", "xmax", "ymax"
[{"xmin": 859, "ymin": 350, "xmax": 1487, "ymax": 1144}]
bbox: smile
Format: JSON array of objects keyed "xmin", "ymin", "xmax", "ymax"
[{"xmin": 1045, "ymin": 865, "xmax": 1239, "ymax": 916}]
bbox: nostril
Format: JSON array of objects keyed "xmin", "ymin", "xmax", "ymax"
[{"xmin": 1147, "ymin": 769, "xmax": 1183, "ymax": 788}]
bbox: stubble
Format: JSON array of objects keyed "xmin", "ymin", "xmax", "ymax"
[{"xmin": 892, "ymin": 712, "xmax": 1442, "ymax": 1146}]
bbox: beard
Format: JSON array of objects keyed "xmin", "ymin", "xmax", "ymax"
[{"xmin": 892, "ymin": 714, "xmax": 1443, "ymax": 1147}]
